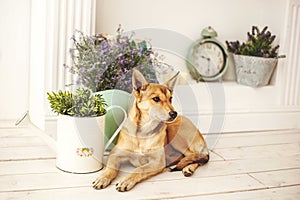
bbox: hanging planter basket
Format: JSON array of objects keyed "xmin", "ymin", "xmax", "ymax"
[{"xmin": 233, "ymin": 54, "xmax": 278, "ymax": 87}]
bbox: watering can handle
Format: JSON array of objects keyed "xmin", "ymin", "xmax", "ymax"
[{"xmin": 104, "ymin": 105, "xmax": 127, "ymax": 151}]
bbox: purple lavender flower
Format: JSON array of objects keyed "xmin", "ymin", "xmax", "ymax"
[{"xmin": 67, "ymin": 28, "xmax": 161, "ymax": 93}]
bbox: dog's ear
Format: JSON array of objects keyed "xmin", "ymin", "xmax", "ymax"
[
  {"xmin": 132, "ymin": 69, "xmax": 148, "ymax": 92},
  {"xmin": 165, "ymin": 71, "xmax": 180, "ymax": 92}
]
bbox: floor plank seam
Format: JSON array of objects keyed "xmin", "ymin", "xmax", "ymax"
[
  {"xmin": 0, "ymin": 145, "xmax": 47, "ymax": 149},
  {"xmin": 209, "ymin": 150, "xmax": 226, "ymax": 160},
  {"xmin": 247, "ymin": 173, "xmax": 267, "ymax": 187},
  {"xmin": 213, "ymin": 141, "xmax": 300, "ymax": 150},
  {"xmin": 0, "ymin": 157, "xmax": 56, "ymax": 162},
  {"xmin": 0, "ymin": 185, "xmax": 92, "ymax": 194},
  {"xmin": 142, "ymin": 187, "xmax": 272, "ymax": 200},
  {"xmin": 249, "ymin": 167, "xmax": 300, "ymax": 175},
  {"xmin": 267, "ymin": 183, "xmax": 300, "ymax": 189},
  {"xmin": 208, "ymin": 156, "xmax": 300, "ymax": 162},
  {"xmin": 150, "ymin": 184, "xmax": 300, "ymax": 200}
]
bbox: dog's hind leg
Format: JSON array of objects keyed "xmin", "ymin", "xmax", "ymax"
[
  {"xmin": 165, "ymin": 143, "xmax": 184, "ymax": 167},
  {"xmin": 182, "ymin": 163, "xmax": 199, "ymax": 177},
  {"xmin": 170, "ymin": 153, "xmax": 209, "ymax": 176}
]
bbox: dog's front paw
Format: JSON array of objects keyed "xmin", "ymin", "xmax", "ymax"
[
  {"xmin": 92, "ymin": 176, "xmax": 112, "ymax": 190},
  {"xmin": 116, "ymin": 178, "xmax": 137, "ymax": 192}
]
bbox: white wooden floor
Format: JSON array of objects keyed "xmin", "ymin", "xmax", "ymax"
[{"xmin": 0, "ymin": 123, "xmax": 300, "ymax": 200}]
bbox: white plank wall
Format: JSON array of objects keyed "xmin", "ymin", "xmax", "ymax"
[
  {"xmin": 282, "ymin": 0, "xmax": 300, "ymax": 106},
  {"xmin": 29, "ymin": 0, "xmax": 96, "ymax": 130}
]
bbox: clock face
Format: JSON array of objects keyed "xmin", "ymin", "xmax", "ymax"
[{"xmin": 192, "ymin": 41, "xmax": 226, "ymax": 78}]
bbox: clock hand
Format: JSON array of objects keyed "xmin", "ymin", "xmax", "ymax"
[
  {"xmin": 207, "ymin": 59, "xmax": 211, "ymax": 74},
  {"xmin": 200, "ymin": 55, "xmax": 210, "ymax": 62}
]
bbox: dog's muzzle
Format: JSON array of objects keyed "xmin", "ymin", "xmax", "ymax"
[{"xmin": 168, "ymin": 111, "xmax": 178, "ymax": 121}]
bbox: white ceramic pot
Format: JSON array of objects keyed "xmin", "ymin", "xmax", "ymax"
[
  {"xmin": 56, "ymin": 115, "xmax": 105, "ymax": 173},
  {"xmin": 56, "ymin": 105, "xmax": 127, "ymax": 173}
]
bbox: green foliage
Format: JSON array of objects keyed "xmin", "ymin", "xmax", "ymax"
[
  {"xmin": 47, "ymin": 88, "xmax": 107, "ymax": 117},
  {"xmin": 226, "ymin": 26, "xmax": 280, "ymax": 58}
]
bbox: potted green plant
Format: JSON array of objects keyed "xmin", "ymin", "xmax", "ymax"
[
  {"xmin": 68, "ymin": 27, "xmax": 160, "ymax": 93},
  {"xmin": 47, "ymin": 88, "xmax": 107, "ymax": 117},
  {"xmin": 66, "ymin": 26, "xmax": 165, "ymax": 146},
  {"xmin": 47, "ymin": 88, "xmax": 126, "ymax": 173},
  {"xmin": 226, "ymin": 26, "xmax": 285, "ymax": 87}
]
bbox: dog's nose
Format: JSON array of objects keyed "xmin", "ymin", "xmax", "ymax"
[{"xmin": 169, "ymin": 111, "xmax": 177, "ymax": 120}]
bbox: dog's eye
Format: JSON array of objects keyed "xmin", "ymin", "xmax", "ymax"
[{"xmin": 152, "ymin": 97, "xmax": 161, "ymax": 102}]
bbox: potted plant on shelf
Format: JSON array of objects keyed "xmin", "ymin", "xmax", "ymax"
[
  {"xmin": 226, "ymin": 26, "xmax": 285, "ymax": 87},
  {"xmin": 66, "ymin": 26, "xmax": 164, "ymax": 147},
  {"xmin": 47, "ymin": 88, "xmax": 126, "ymax": 173}
]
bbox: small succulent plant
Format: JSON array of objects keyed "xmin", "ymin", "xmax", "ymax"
[
  {"xmin": 47, "ymin": 88, "xmax": 107, "ymax": 117},
  {"xmin": 226, "ymin": 26, "xmax": 280, "ymax": 58}
]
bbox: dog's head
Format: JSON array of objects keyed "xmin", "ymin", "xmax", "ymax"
[{"xmin": 132, "ymin": 69, "xmax": 179, "ymax": 122}]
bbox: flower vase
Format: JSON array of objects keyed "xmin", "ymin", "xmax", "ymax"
[{"xmin": 95, "ymin": 89, "xmax": 132, "ymax": 150}]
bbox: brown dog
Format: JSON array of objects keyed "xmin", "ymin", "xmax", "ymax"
[{"xmin": 93, "ymin": 69, "xmax": 209, "ymax": 192}]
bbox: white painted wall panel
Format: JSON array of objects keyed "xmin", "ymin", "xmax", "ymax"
[{"xmin": 0, "ymin": 0, "xmax": 31, "ymax": 120}]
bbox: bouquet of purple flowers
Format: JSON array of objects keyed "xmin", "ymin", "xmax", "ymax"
[{"xmin": 67, "ymin": 26, "xmax": 159, "ymax": 93}]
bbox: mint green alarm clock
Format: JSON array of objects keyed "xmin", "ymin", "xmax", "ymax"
[{"xmin": 187, "ymin": 26, "xmax": 228, "ymax": 81}]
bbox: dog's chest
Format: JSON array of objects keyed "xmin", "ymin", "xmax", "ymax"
[
  {"xmin": 129, "ymin": 152, "xmax": 149, "ymax": 167},
  {"xmin": 129, "ymin": 147, "xmax": 165, "ymax": 167},
  {"xmin": 122, "ymin": 118, "xmax": 166, "ymax": 141},
  {"xmin": 133, "ymin": 136, "xmax": 164, "ymax": 152},
  {"xmin": 119, "ymin": 118, "xmax": 166, "ymax": 166}
]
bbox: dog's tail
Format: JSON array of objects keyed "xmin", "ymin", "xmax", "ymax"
[{"xmin": 169, "ymin": 153, "xmax": 209, "ymax": 171}]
